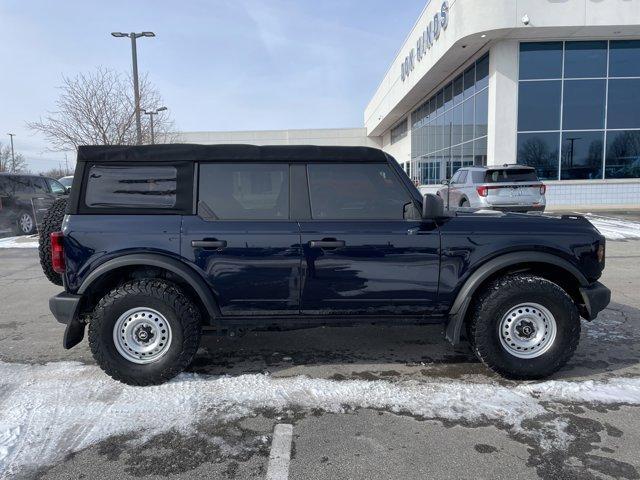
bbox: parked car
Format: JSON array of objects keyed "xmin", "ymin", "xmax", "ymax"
[
  {"xmin": 0, "ymin": 173, "xmax": 68, "ymax": 235},
  {"xmin": 57, "ymin": 175, "xmax": 74, "ymax": 193},
  {"xmin": 436, "ymin": 165, "xmax": 546, "ymax": 213},
  {"xmin": 47, "ymin": 145, "xmax": 609, "ymax": 385}
]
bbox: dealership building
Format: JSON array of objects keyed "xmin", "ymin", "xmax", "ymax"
[{"xmin": 182, "ymin": 0, "xmax": 640, "ymax": 209}]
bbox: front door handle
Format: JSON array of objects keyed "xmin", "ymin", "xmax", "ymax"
[
  {"xmin": 191, "ymin": 239, "xmax": 227, "ymax": 249},
  {"xmin": 309, "ymin": 239, "xmax": 346, "ymax": 249}
]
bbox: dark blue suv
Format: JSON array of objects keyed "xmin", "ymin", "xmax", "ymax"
[{"xmin": 48, "ymin": 144, "xmax": 610, "ymax": 385}]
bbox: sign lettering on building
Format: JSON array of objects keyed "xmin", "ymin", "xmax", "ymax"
[{"xmin": 401, "ymin": 1, "xmax": 449, "ymax": 82}]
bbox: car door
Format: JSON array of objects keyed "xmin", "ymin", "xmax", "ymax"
[
  {"xmin": 30, "ymin": 176, "xmax": 56, "ymax": 225},
  {"xmin": 181, "ymin": 162, "xmax": 302, "ymax": 316},
  {"xmin": 299, "ymin": 162, "xmax": 440, "ymax": 316}
]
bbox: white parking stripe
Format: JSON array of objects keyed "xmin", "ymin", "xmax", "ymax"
[{"xmin": 266, "ymin": 423, "xmax": 293, "ymax": 480}]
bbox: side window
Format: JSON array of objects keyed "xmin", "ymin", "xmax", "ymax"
[
  {"xmin": 471, "ymin": 170, "xmax": 485, "ymax": 183},
  {"xmin": 47, "ymin": 178, "xmax": 66, "ymax": 195},
  {"xmin": 14, "ymin": 176, "xmax": 35, "ymax": 194},
  {"xmin": 0, "ymin": 177, "xmax": 9, "ymax": 196},
  {"xmin": 307, "ymin": 163, "xmax": 412, "ymax": 220},
  {"xmin": 85, "ymin": 165, "xmax": 178, "ymax": 208},
  {"xmin": 457, "ymin": 170, "xmax": 468, "ymax": 184},
  {"xmin": 198, "ymin": 163, "xmax": 289, "ymax": 220},
  {"xmin": 31, "ymin": 177, "xmax": 49, "ymax": 195},
  {"xmin": 450, "ymin": 171, "xmax": 461, "ymax": 184}
]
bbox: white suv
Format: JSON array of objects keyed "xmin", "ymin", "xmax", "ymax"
[{"xmin": 436, "ymin": 165, "xmax": 546, "ymax": 213}]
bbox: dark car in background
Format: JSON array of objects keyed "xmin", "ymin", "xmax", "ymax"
[{"xmin": 0, "ymin": 173, "xmax": 67, "ymax": 235}]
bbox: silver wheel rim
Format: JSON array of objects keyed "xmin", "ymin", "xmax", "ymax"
[
  {"xmin": 498, "ymin": 303, "xmax": 557, "ymax": 359},
  {"xmin": 19, "ymin": 214, "xmax": 33, "ymax": 233},
  {"xmin": 113, "ymin": 307, "xmax": 172, "ymax": 364}
]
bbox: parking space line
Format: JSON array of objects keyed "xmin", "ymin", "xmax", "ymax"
[{"xmin": 266, "ymin": 423, "xmax": 293, "ymax": 480}]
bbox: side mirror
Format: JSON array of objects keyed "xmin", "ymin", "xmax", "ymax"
[
  {"xmin": 422, "ymin": 194, "xmax": 444, "ymax": 218},
  {"xmin": 65, "ymin": 186, "xmax": 72, "ymax": 194},
  {"xmin": 442, "ymin": 179, "xmax": 449, "ymax": 186}
]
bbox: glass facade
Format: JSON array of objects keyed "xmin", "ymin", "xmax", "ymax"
[
  {"xmin": 410, "ymin": 53, "xmax": 489, "ymax": 184},
  {"xmin": 517, "ymin": 40, "xmax": 640, "ymax": 180}
]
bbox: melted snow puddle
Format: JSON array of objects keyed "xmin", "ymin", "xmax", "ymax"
[
  {"xmin": 1, "ymin": 361, "xmax": 640, "ymax": 476},
  {"xmin": 585, "ymin": 214, "xmax": 640, "ymax": 241}
]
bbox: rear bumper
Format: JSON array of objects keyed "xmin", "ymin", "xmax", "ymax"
[
  {"xmin": 49, "ymin": 292, "xmax": 81, "ymax": 324},
  {"xmin": 579, "ymin": 282, "xmax": 611, "ymax": 320},
  {"xmin": 49, "ymin": 292, "xmax": 85, "ymax": 349},
  {"xmin": 487, "ymin": 205, "xmax": 546, "ymax": 213}
]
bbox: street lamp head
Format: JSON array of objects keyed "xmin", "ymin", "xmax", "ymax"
[
  {"xmin": 157, "ymin": 106, "xmax": 167, "ymax": 112},
  {"xmin": 111, "ymin": 32, "xmax": 128, "ymax": 38},
  {"xmin": 141, "ymin": 31, "xmax": 155, "ymax": 37}
]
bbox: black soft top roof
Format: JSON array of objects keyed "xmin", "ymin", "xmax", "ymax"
[{"xmin": 77, "ymin": 144, "xmax": 389, "ymax": 163}]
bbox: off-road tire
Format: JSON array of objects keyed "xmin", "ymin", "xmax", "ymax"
[
  {"xmin": 38, "ymin": 198, "xmax": 68, "ymax": 285},
  {"xmin": 469, "ymin": 274, "xmax": 580, "ymax": 379},
  {"xmin": 89, "ymin": 279, "xmax": 202, "ymax": 386}
]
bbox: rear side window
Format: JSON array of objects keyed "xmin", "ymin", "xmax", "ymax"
[
  {"xmin": 198, "ymin": 163, "xmax": 289, "ymax": 220},
  {"xmin": 307, "ymin": 163, "xmax": 411, "ymax": 220},
  {"xmin": 85, "ymin": 165, "xmax": 177, "ymax": 208},
  {"xmin": 484, "ymin": 168, "xmax": 539, "ymax": 183},
  {"xmin": 456, "ymin": 171, "xmax": 468, "ymax": 184},
  {"xmin": 31, "ymin": 177, "xmax": 49, "ymax": 195}
]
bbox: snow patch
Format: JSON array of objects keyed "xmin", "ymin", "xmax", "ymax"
[
  {"xmin": 585, "ymin": 214, "xmax": 640, "ymax": 241},
  {"xmin": 0, "ymin": 235, "xmax": 39, "ymax": 249},
  {"xmin": 2, "ymin": 361, "xmax": 640, "ymax": 476}
]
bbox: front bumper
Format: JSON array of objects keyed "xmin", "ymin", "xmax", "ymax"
[
  {"xmin": 49, "ymin": 292, "xmax": 85, "ymax": 349},
  {"xmin": 579, "ymin": 282, "xmax": 611, "ymax": 320}
]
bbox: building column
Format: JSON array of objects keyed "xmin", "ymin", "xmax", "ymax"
[{"xmin": 487, "ymin": 40, "xmax": 519, "ymax": 166}]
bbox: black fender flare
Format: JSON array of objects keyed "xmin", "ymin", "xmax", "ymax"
[
  {"xmin": 78, "ymin": 253, "xmax": 222, "ymax": 320},
  {"xmin": 445, "ymin": 251, "xmax": 589, "ymax": 345}
]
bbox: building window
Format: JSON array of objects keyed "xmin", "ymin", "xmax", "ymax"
[
  {"xmin": 410, "ymin": 53, "xmax": 489, "ymax": 185},
  {"xmin": 390, "ymin": 118, "xmax": 408, "ymax": 144},
  {"xmin": 517, "ymin": 40, "xmax": 640, "ymax": 180}
]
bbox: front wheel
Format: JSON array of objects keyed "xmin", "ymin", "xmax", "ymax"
[
  {"xmin": 469, "ymin": 274, "xmax": 580, "ymax": 379},
  {"xmin": 15, "ymin": 211, "xmax": 36, "ymax": 235},
  {"xmin": 88, "ymin": 279, "xmax": 202, "ymax": 386}
]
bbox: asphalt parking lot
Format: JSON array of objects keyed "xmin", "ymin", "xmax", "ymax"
[{"xmin": 1, "ymin": 229, "xmax": 640, "ymax": 479}]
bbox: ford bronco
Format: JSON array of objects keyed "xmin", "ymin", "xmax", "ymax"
[{"xmin": 47, "ymin": 144, "xmax": 610, "ymax": 385}]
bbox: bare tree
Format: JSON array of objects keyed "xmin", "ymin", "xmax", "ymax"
[
  {"xmin": 28, "ymin": 67, "xmax": 175, "ymax": 150},
  {"xmin": 0, "ymin": 143, "xmax": 28, "ymax": 173}
]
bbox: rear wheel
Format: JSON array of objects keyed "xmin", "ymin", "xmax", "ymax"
[
  {"xmin": 469, "ymin": 274, "xmax": 580, "ymax": 379},
  {"xmin": 460, "ymin": 198, "xmax": 470, "ymax": 208},
  {"xmin": 88, "ymin": 279, "xmax": 202, "ymax": 386},
  {"xmin": 38, "ymin": 198, "xmax": 68, "ymax": 285}
]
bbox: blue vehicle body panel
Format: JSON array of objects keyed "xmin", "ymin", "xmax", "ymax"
[
  {"xmin": 181, "ymin": 216, "xmax": 302, "ymax": 316},
  {"xmin": 62, "ymin": 215, "xmax": 182, "ymax": 293},
  {"xmin": 299, "ymin": 220, "xmax": 440, "ymax": 315}
]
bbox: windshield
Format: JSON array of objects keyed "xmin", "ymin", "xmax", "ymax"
[{"xmin": 484, "ymin": 169, "xmax": 539, "ymax": 183}]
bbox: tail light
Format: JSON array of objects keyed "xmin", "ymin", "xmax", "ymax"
[
  {"xmin": 597, "ymin": 242, "xmax": 606, "ymax": 268},
  {"xmin": 540, "ymin": 184, "xmax": 546, "ymax": 195},
  {"xmin": 476, "ymin": 186, "xmax": 488, "ymax": 197},
  {"xmin": 51, "ymin": 231, "xmax": 65, "ymax": 274}
]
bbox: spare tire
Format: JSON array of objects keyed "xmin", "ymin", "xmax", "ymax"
[{"xmin": 39, "ymin": 198, "xmax": 68, "ymax": 286}]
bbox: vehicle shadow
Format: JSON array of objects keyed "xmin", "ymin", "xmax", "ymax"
[{"xmin": 190, "ymin": 301, "xmax": 640, "ymax": 382}]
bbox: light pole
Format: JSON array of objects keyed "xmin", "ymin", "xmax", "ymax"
[
  {"xmin": 111, "ymin": 31, "xmax": 155, "ymax": 145},
  {"xmin": 143, "ymin": 106, "xmax": 167, "ymax": 144},
  {"xmin": 7, "ymin": 133, "xmax": 15, "ymax": 172}
]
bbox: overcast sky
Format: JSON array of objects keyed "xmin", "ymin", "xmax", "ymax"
[{"xmin": 0, "ymin": 0, "xmax": 424, "ymax": 173}]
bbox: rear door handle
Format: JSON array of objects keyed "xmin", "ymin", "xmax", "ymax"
[
  {"xmin": 309, "ymin": 240, "xmax": 346, "ymax": 249},
  {"xmin": 191, "ymin": 239, "xmax": 227, "ymax": 249}
]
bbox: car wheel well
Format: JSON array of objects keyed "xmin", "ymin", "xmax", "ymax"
[
  {"xmin": 80, "ymin": 265, "xmax": 210, "ymax": 324},
  {"xmin": 459, "ymin": 197, "xmax": 469, "ymax": 207},
  {"xmin": 462, "ymin": 262, "xmax": 583, "ymax": 332}
]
